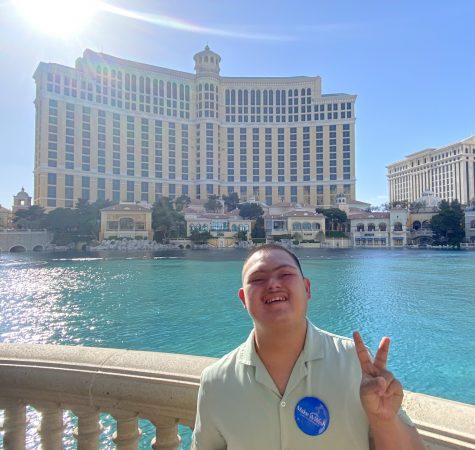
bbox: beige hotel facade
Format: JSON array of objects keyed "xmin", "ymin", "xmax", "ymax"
[
  {"xmin": 387, "ymin": 136, "xmax": 475, "ymax": 205},
  {"xmin": 33, "ymin": 46, "xmax": 356, "ymax": 210}
]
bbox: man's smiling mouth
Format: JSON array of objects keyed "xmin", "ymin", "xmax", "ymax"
[{"xmin": 264, "ymin": 296, "xmax": 287, "ymax": 304}]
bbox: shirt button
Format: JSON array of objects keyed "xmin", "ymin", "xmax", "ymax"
[{"xmin": 281, "ymin": 401, "xmax": 286, "ymax": 407}]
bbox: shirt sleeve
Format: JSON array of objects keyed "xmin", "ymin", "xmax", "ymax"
[{"xmin": 192, "ymin": 371, "xmax": 227, "ymax": 450}]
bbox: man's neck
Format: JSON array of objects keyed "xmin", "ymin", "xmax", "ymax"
[{"xmin": 253, "ymin": 319, "xmax": 308, "ymax": 395}]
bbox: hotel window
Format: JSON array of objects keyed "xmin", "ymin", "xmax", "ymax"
[
  {"xmin": 82, "ymin": 107, "xmax": 91, "ymax": 171},
  {"xmin": 206, "ymin": 123, "xmax": 214, "ymax": 180},
  {"xmin": 65, "ymin": 103, "xmax": 75, "ymax": 170},
  {"xmin": 181, "ymin": 124, "xmax": 189, "ymax": 181},
  {"xmin": 278, "ymin": 128, "xmax": 285, "ymax": 182},
  {"xmin": 303, "ymin": 126, "xmax": 310, "ymax": 181},
  {"xmin": 252, "ymin": 128, "xmax": 259, "ymax": 182},
  {"xmin": 81, "ymin": 176, "xmax": 90, "ymax": 201},
  {"xmin": 155, "ymin": 182, "xmax": 162, "ymax": 202},
  {"xmin": 141, "ymin": 181, "xmax": 149, "ymax": 202},
  {"xmin": 265, "ymin": 186, "xmax": 272, "ymax": 206},
  {"xmin": 112, "ymin": 179, "xmax": 120, "ymax": 202},
  {"xmin": 62, "ymin": 174, "xmax": 74, "ymax": 207},
  {"xmin": 97, "ymin": 110, "xmax": 106, "ymax": 174},
  {"xmin": 97, "ymin": 177, "xmax": 106, "ymax": 201},
  {"xmin": 316, "ymin": 185, "xmax": 324, "ymax": 205},
  {"xmin": 239, "ymin": 127, "xmax": 247, "ymax": 182},
  {"xmin": 291, "ymin": 186, "xmax": 297, "ymax": 203},
  {"xmin": 127, "ymin": 180, "xmax": 134, "ymax": 202},
  {"xmin": 141, "ymin": 118, "xmax": 149, "ymax": 178},
  {"xmin": 126, "ymin": 116, "xmax": 135, "ymax": 176},
  {"xmin": 112, "ymin": 113, "xmax": 121, "ymax": 175},
  {"xmin": 227, "ymin": 128, "xmax": 235, "ymax": 182},
  {"xmin": 48, "ymin": 99, "xmax": 58, "ymax": 168},
  {"xmin": 47, "ymin": 173, "xmax": 57, "ymax": 207},
  {"xmin": 155, "ymin": 120, "xmax": 163, "ymax": 178},
  {"xmin": 278, "ymin": 186, "xmax": 285, "ymax": 201}
]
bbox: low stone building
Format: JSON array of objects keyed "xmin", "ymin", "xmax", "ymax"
[
  {"xmin": 349, "ymin": 212, "xmax": 390, "ymax": 247},
  {"xmin": 0, "ymin": 205, "xmax": 12, "ymax": 230},
  {"xmin": 465, "ymin": 207, "xmax": 475, "ymax": 243},
  {"xmin": 99, "ymin": 203, "xmax": 153, "ymax": 241},
  {"xmin": 184, "ymin": 209, "xmax": 252, "ymax": 247}
]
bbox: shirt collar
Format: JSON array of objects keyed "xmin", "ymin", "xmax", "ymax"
[{"xmin": 237, "ymin": 319, "xmax": 325, "ymax": 366}]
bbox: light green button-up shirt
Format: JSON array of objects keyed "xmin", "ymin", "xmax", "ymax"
[{"xmin": 193, "ymin": 321, "xmax": 412, "ymax": 450}]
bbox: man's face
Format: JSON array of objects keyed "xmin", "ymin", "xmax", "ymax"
[{"xmin": 238, "ymin": 249, "xmax": 311, "ymax": 329}]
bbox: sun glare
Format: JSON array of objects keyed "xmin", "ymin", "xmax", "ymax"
[{"xmin": 13, "ymin": 0, "xmax": 99, "ymax": 37}]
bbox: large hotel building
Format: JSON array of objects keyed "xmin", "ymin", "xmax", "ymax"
[
  {"xmin": 33, "ymin": 46, "xmax": 356, "ymax": 209},
  {"xmin": 387, "ymin": 136, "xmax": 475, "ymax": 205}
]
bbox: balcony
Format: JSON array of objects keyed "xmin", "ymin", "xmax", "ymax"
[{"xmin": 1, "ymin": 344, "xmax": 474, "ymax": 449}]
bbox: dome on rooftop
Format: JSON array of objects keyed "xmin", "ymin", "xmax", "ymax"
[
  {"xmin": 15, "ymin": 187, "xmax": 30, "ymax": 199},
  {"xmin": 415, "ymin": 191, "xmax": 441, "ymax": 208}
]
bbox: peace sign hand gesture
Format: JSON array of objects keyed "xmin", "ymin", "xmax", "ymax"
[{"xmin": 353, "ymin": 331, "xmax": 404, "ymax": 423}]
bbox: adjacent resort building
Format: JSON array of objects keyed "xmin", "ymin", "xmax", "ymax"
[
  {"xmin": 387, "ymin": 136, "xmax": 475, "ymax": 205},
  {"xmin": 33, "ymin": 46, "xmax": 356, "ymax": 210}
]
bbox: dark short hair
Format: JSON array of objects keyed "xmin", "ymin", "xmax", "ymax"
[{"xmin": 244, "ymin": 243, "xmax": 304, "ymax": 277}]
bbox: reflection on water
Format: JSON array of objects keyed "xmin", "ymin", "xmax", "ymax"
[{"xmin": 0, "ymin": 248, "xmax": 474, "ymax": 447}]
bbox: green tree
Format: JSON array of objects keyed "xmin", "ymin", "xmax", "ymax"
[
  {"xmin": 251, "ymin": 216, "xmax": 266, "ymax": 239},
  {"xmin": 42, "ymin": 207, "xmax": 79, "ymax": 245},
  {"xmin": 238, "ymin": 203, "xmax": 264, "ymax": 220},
  {"xmin": 390, "ymin": 200, "xmax": 408, "ymax": 209},
  {"xmin": 430, "ymin": 200, "xmax": 465, "ymax": 248},
  {"xmin": 175, "ymin": 195, "xmax": 191, "ymax": 212},
  {"xmin": 315, "ymin": 208, "xmax": 347, "ymax": 232},
  {"xmin": 236, "ymin": 229, "xmax": 248, "ymax": 241},
  {"xmin": 152, "ymin": 197, "xmax": 186, "ymax": 242},
  {"xmin": 13, "ymin": 205, "xmax": 46, "ymax": 230},
  {"xmin": 75, "ymin": 198, "xmax": 115, "ymax": 242},
  {"xmin": 204, "ymin": 194, "xmax": 222, "ymax": 213},
  {"xmin": 189, "ymin": 230, "xmax": 211, "ymax": 244},
  {"xmin": 222, "ymin": 192, "xmax": 240, "ymax": 212}
]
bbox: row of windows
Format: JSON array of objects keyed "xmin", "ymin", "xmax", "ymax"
[{"xmin": 47, "ymin": 70, "xmax": 192, "ymax": 118}]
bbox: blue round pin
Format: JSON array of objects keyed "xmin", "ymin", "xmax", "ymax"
[{"xmin": 294, "ymin": 396, "xmax": 330, "ymax": 436}]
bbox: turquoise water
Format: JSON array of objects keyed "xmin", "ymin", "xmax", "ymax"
[{"xmin": 0, "ymin": 248, "xmax": 474, "ymax": 448}]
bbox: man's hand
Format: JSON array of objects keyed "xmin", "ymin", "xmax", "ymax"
[{"xmin": 353, "ymin": 331, "xmax": 403, "ymax": 423}]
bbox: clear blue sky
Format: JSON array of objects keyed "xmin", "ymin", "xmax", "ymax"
[{"xmin": 1, "ymin": 0, "xmax": 474, "ymax": 210}]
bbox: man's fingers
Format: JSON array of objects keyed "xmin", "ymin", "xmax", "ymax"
[
  {"xmin": 353, "ymin": 331, "xmax": 374, "ymax": 373},
  {"xmin": 374, "ymin": 336, "xmax": 390, "ymax": 370}
]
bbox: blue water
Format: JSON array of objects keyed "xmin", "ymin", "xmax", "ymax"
[{"xmin": 0, "ymin": 248, "xmax": 474, "ymax": 448}]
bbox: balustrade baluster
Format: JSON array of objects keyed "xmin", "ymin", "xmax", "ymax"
[
  {"xmin": 112, "ymin": 411, "xmax": 142, "ymax": 450},
  {"xmin": 2, "ymin": 400, "xmax": 26, "ymax": 450},
  {"xmin": 151, "ymin": 416, "xmax": 181, "ymax": 450},
  {"xmin": 38, "ymin": 405, "xmax": 63, "ymax": 450},
  {"xmin": 73, "ymin": 407, "xmax": 101, "ymax": 450}
]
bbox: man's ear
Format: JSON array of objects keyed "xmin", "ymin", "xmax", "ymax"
[
  {"xmin": 304, "ymin": 277, "xmax": 311, "ymax": 300},
  {"xmin": 238, "ymin": 288, "xmax": 246, "ymax": 308}
]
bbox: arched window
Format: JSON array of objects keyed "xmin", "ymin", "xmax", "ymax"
[
  {"xmin": 356, "ymin": 223, "xmax": 365, "ymax": 232},
  {"xmin": 292, "ymin": 222, "xmax": 302, "ymax": 231},
  {"xmin": 422, "ymin": 220, "xmax": 431, "ymax": 229},
  {"xmin": 312, "ymin": 223, "xmax": 321, "ymax": 230},
  {"xmin": 393, "ymin": 222, "xmax": 403, "ymax": 231},
  {"xmin": 471, "ymin": 220, "xmax": 475, "ymax": 229},
  {"xmin": 412, "ymin": 221, "xmax": 421, "ymax": 231},
  {"xmin": 378, "ymin": 223, "xmax": 387, "ymax": 231},
  {"xmin": 368, "ymin": 223, "xmax": 375, "ymax": 232},
  {"xmin": 302, "ymin": 222, "xmax": 312, "ymax": 230},
  {"xmin": 231, "ymin": 224, "xmax": 237, "ymax": 232}
]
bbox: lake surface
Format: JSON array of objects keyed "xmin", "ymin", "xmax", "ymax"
[{"xmin": 0, "ymin": 248, "xmax": 474, "ymax": 448}]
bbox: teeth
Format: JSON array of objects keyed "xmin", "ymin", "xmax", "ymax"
[{"xmin": 265, "ymin": 296, "xmax": 286, "ymax": 304}]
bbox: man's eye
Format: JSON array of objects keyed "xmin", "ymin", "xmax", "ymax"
[
  {"xmin": 280, "ymin": 272, "xmax": 293, "ymax": 277},
  {"xmin": 250, "ymin": 278, "xmax": 264, "ymax": 283}
]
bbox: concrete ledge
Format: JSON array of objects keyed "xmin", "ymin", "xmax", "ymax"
[{"xmin": 0, "ymin": 344, "xmax": 474, "ymax": 449}]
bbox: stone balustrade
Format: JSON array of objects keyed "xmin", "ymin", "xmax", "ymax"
[{"xmin": 0, "ymin": 344, "xmax": 474, "ymax": 449}]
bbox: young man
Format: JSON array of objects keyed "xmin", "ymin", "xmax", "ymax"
[{"xmin": 192, "ymin": 244, "xmax": 425, "ymax": 450}]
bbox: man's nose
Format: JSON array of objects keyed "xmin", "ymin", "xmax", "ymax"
[{"xmin": 266, "ymin": 275, "xmax": 281, "ymax": 289}]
